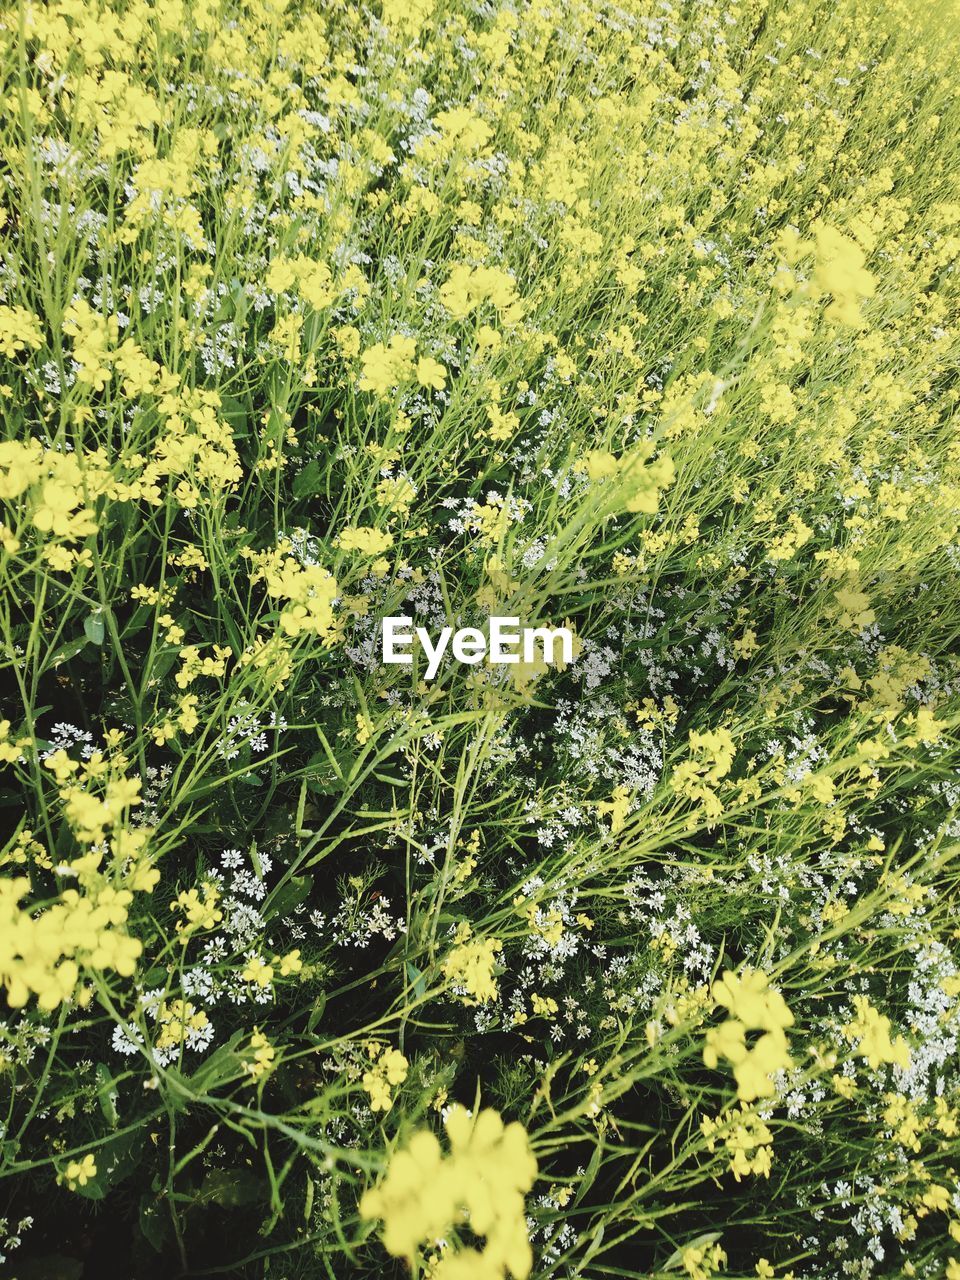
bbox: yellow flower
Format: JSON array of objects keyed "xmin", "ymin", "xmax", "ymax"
[
  {"xmin": 362, "ymin": 1043, "xmax": 409, "ymax": 1112},
  {"xmin": 44, "ymin": 749, "xmax": 80, "ymax": 782},
  {"xmin": 712, "ymin": 969, "xmax": 794, "ymax": 1033},
  {"xmin": 580, "ymin": 444, "xmax": 674, "ymax": 514},
  {"xmin": 416, "ymin": 356, "xmax": 446, "ymax": 390},
  {"xmin": 833, "ymin": 584, "xmax": 875, "ymax": 631},
  {"xmin": 530, "ymin": 993, "xmax": 558, "ymax": 1017},
  {"xmin": 244, "ymin": 1028, "xmax": 276, "ymax": 1081},
  {"xmin": 248, "ymin": 549, "xmax": 338, "ymax": 638},
  {"xmin": 170, "ymin": 882, "xmax": 223, "ymax": 933},
  {"xmin": 704, "ymin": 970, "xmax": 794, "ymax": 1101},
  {"xmin": 597, "ymin": 785, "xmax": 631, "ymax": 834},
  {"xmin": 337, "ymin": 526, "xmax": 394, "ymax": 555},
  {"xmin": 0, "ymin": 304, "xmax": 44, "ymax": 358},
  {"xmin": 702, "ymin": 1109, "xmax": 774, "ymax": 1181},
  {"xmin": 358, "ymin": 335, "xmax": 417, "ymax": 397},
  {"xmin": 381, "ymin": 0, "xmax": 433, "ymax": 36},
  {"xmin": 0, "ymin": 719, "xmax": 30, "ymax": 765},
  {"xmin": 360, "ymin": 1106, "xmax": 536, "ymax": 1278},
  {"xmin": 841, "ymin": 996, "xmax": 910, "ymax": 1070},
  {"xmin": 0, "ymin": 821, "xmax": 151, "ymax": 1010},
  {"xmin": 920, "ymin": 1184, "xmax": 950, "ymax": 1213},
  {"xmin": 62, "ymin": 1153, "xmax": 97, "ymax": 1190},
  {"xmin": 376, "ymin": 475, "xmax": 416, "ymax": 515},
  {"xmin": 439, "ymin": 264, "xmax": 522, "ymax": 321},
  {"xmin": 443, "ymin": 936, "xmax": 502, "ymax": 1003},
  {"xmin": 582, "ymin": 450, "xmax": 619, "ymax": 481},
  {"xmin": 241, "ymin": 955, "xmax": 275, "ymax": 988},
  {"xmin": 809, "ymin": 223, "xmax": 876, "ymax": 327}
]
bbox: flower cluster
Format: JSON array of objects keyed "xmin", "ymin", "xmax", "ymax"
[
  {"xmin": 360, "ymin": 1107, "xmax": 537, "ymax": 1279},
  {"xmin": 703, "ymin": 970, "xmax": 795, "ymax": 1103},
  {"xmin": 2, "ymin": 0, "xmax": 960, "ymax": 1273}
]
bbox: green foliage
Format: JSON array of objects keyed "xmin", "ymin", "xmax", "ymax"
[{"xmin": 1, "ymin": 0, "xmax": 960, "ymax": 1276}]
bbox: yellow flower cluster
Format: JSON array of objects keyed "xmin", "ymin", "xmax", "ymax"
[
  {"xmin": 170, "ymin": 881, "xmax": 223, "ymax": 933},
  {"xmin": 151, "ymin": 386, "xmax": 242, "ymax": 508},
  {"xmin": 833, "ymin": 583, "xmax": 875, "ymax": 632},
  {"xmin": 239, "ymin": 949, "xmax": 302, "ymax": 989},
  {"xmin": 881, "ymin": 1093, "xmax": 958, "ymax": 1158},
  {"xmin": 443, "ymin": 936, "xmax": 502, "ymax": 1004},
  {"xmin": 375, "ymin": 474, "xmax": 416, "ymax": 516},
  {"xmin": 357, "ymin": 334, "xmax": 447, "ymax": 399},
  {"xmin": 520, "ymin": 901, "xmax": 565, "ymax": 947},
  {"xmin": 154, "ymin": 999, "xmax": 210, "ymax": 1051},
  {"xmin": 581, "ymin": 444, "xmax": 676, "ymax": 515},
  {"xmin": 484, "ymin": 382, "xmax": 520, "ymax": 443},
  {"xmin": 672, "ymin": 728, "xmax": 736, "ymax": 826},
  {"xmin": 152, "ymin": 693, "xmax": 201, "ymax": 746},
  {"xmin": 807, "ymin": 224, "xmax": 877, "ymax": 327},
  {"xmin": 265, "ymin": 254, "xmax": 335, "ymax": 309},
  {"xmin": 841, "ymin": 996, "xmax": 910, "ymax": 1070},
  {"xmin": 703, "ymin": 969, "xmax": 794, "ymax": 1103},
  {"xmin": 118, "ymin": 126, "xmax": 212, "ymax": 248},
  {"xmin": 0, "ymin": 875, "xmax": 141, "ymax": 1009},
  {"xmin": 243, "ymin": 1028, "xmax": 276, "ymax": 1082},
  {"xmin": 0, "ymin": 303, "xmax": 43, "ymax": 358},
  {"xmin": 62, "ymin": 299, "xmax": 120, "ymax": 390},
  {"xmin": 0, "ymin": 388, "xmax": 241, "ymax": 569},
  {"xmin": 362, "ymin": 1042, "xmax": 409, "ymax": 1113},
  {"xmin": 237, "ymin": 633, "xmax": 295, "ymax": 692},
  {"xmin": 360, "ymin": 1106, "xmax": 537, "ymax": 1279},
  {"xmin": 681, "ymin": 1241, "xmax": 727, "ymax": 1280},
  {"xmin": 417, "ymin": 107, "xmax": 492, "ymax": 163},
  {"xmin": 597, "ymin": 784, "xmax": 631, "ymax": 834},
  {"xmin": 175, "ymin": 644, "xmax": 232, "ymax": 690},
  {"xmin": 0, "ymin": 440, "xmax": 98, "ymax": 551},
  {"xmin": 1, "ymin": 762, "xmax": 156, "ymax": 1010},
  {"xmin": 245, "ymin": 546, "xmax": 338, "ymax": 638},
  {"xmin": 702, "ymin": 1108, "xmax": 774, "ymax": 1181},
  {"xmin": 337, "ymin": 526, "xmax": 394, "ymax": 555},
  {"xmin": 0, "ymin": 718, "xmax": 30, "ymax": 764},
  {"xmin": 438, "ymin": 264, "xmax": 523, "ymax": 325},
  {"xmin": 60, "ymin": 1154, "xmax": 97, "ymax": 1191},
  {"xmin": 380, "ymin": 0, "xmax": 433, "ymax": 37}
]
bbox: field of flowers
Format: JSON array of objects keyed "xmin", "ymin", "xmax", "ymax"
[{"xmin": 2, "ymin": 0, "xmax": 960, "ymax": 1276}]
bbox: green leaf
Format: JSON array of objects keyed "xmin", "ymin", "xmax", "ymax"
[
  {"xmin": 293, "ymin": 458, "xmax": 326, "ymax": 498},
  {"xmin": 197, "ymin": 1167, "xmax": 265, "ymax": 1208},
  {"xmin": 83, "ymin": 611, "xmax": 105, "ymax": 646},
  {"xmin": 265, "ymin": 874, "xmax": 311, "ymax": 921},
  {"xmin": 119, "ymin": 601, "xmax": 154, "ymax": 643},
  {"xmin": 249, "ymin": 839, "xmax": 264, "ymax": 879},
  {"xmin": 183, "ymin": 1030, "xmax": 246, "ymax": 1093},
  {"xmin": 137, "ymin": 966, "xmax": 170, "ymax": 988},
  {"xmin": 306, "ymin": 990, "xmax": 326, "ymax": 1033},
  {"xmin": 406, "ymin": 961, "xmax": 427, "ymax": 1001},
  {"xmin": 573, "ymin": 1135, "xmax": 604, "ymax": 1205},
  {"xmin": 219, "ymin": 394, "xmax": 249, "ymax": 437},
  {"xmin": 73, "ymin": 1128, "xmax": 139, "ymax": 1201},
  {"xmin": 304, "ymin": 742, "xmax": 354, "ymax": 795},
  {"xmin": 95, "ymin": 1063, "xmax": 119, "ymax": 1127},
  {"xmin": 139, "ymin": 1195, "xmax": 170, "ymax": 1253},
  {"xmin": 47, "ymin": 635, "xmax": 92, "ymax": 668}
]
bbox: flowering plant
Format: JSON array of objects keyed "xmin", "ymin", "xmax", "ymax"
[{"xmin": 1, "ymin": 0, "xmax": 960, "ymax": 1276}]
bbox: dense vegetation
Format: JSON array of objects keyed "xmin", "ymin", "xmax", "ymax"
[{"xmin": 1, "ymin": 0, "xmax": 960, "ymax": 1276}]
